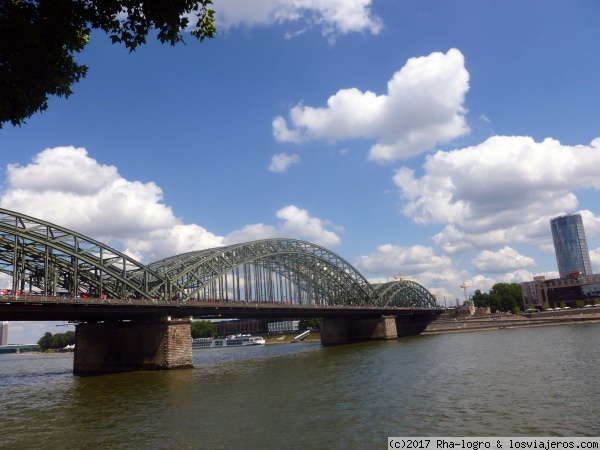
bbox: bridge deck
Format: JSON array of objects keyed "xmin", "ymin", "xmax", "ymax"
[{"xmin": 0, "ymin": 295, "xmax": 443, "ymax": 322}]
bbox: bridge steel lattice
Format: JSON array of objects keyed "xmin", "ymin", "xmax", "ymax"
[{"xmin": 0, "ymin": 208, "xmax": 436, "ymax": 309}]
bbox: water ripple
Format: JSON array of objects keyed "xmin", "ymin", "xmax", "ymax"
[{"xmin": 1, "ymin": 324, "xmax": 599, "ymax": 448}]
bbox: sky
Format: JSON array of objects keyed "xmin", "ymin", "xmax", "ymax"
[{"xmin": 2, "ymin": 0, "xmax": 600, "ymax": 343}]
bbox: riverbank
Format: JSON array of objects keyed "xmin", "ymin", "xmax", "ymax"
[
  {"xmin": 423, "ymin": 309, "xmax": 600, "ymax": 334},
  {"xmin": 264, "ymin": 332, "xmax": 321, "ymax": 344},
  {"xmin": 259, "ymin": 310, "xmax": 600, "ymax": 343}
]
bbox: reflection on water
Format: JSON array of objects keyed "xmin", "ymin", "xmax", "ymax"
[{"xmin": 1, "ymin": 324, "xmax": 599, "ymax": 448}]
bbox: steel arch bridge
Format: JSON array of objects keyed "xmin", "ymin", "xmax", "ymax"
[{"xmin": 0, "ymin": 208, "xmax": 436, "ymax": 308}]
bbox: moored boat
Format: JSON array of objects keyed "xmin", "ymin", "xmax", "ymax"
[{"xmin": 192, "ymin": 334, "xmax": 266, "ymax": 349}]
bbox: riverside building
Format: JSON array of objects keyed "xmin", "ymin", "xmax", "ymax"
[
  {"xmin": 521, "ymin": 273, "xmax": 600, "ymax": 310},
  {"xmin": 521, "ymin": 213, "xmax": 598, "ymax": 310},
  {"xmin": 550, "ymin": 213, "xmax": 593, "ymax": 278},
  {"xmin": 0, "ymin": 321, "xmax": 7, "ymax": 346}
]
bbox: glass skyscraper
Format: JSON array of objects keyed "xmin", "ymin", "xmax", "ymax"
[
  {"xmin": 0, "ymin": 321, "xmax": 7, "ymax": 346},
  {"xmin": 550, "ymin": 213, "xmax": 593, "ymax": 278}
]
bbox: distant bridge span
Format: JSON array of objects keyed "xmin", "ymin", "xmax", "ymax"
[
  {"xmin": 0, "ymin": 208, "xmax": 442, "ymax": 373},
  {"xmin": 0, "ymin": 208, "xmax": 437, "ymax": 312}
]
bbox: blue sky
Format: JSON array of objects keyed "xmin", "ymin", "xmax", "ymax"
[{"xmin": 3, "ymin": 1, "xmax": 600, "ymax": 343}]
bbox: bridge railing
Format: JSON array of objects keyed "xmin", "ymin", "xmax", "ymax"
[{"xmin": 0, "ymin": 294, "xmax": 434, "ymax": 311}]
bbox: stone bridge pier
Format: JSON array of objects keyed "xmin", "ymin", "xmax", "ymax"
[
  {"xmin": 73, "ymin": 317, "xmax": 193, "ymax": 375},
  {"xmin": 320, "ymin": 316, "xmax": 398, "ymax": 345},
  {"xmin": 320, "ymin": 313, "xmax": 437, "ymax": 345}
]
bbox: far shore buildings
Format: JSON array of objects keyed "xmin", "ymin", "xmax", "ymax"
[
  {"xmin": 521, "ymin": 213, "xmax": 598, "ymax": 310},
  {"xmin": 0, "ymin": 321, "xmax": 7, "ymax": 346},
  {"xmin": 550, "ymin": 213, "xmax": 592, "ymax": 278},
  {"xmin": 521, "ymin": 273, "xmax": 600, "ymax": 310}
]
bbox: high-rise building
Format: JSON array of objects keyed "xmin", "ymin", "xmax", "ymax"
[
  {"xmin": 0, "ymin": 321, "xmax": 8, "ymax": 346},
  {"xmin": 550, "ymin": 213, "xmax": 593, "ymax": 278}
]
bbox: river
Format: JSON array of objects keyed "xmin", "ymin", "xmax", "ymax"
[{"xmin": 1, "ymin": 323, "xmax": 599, "ymax": 449}]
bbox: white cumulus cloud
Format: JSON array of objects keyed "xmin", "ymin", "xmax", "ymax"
[
  {"xmin": 269, "ymin": 153, "xmax": 300, "ymax": 172},
  {"xmin": 1, "ymin": 147, "xmax": 345, "ymax": 261},
  {"xmin": 589, "ymin": 248, "xmax": 600, "ymax": 274},
  {"xmin": 7, "ymin": 146, "xmax": 120, "ymax": 195},
  {"xmin": 214, "ymin": 0, "xmax": 383, "ymax": 37},
  {"xmin": 354, "ymin": 244, "xmax": 453, "ymax": 277},
  {"xmin": 273, "ymin": 49, "xmax": 470, "ymax": 161},
  {"xmin": 1, "ymin": 146, "xmax": 225, "ymax": 262},
  {"xmin": 394, "ymin": 136, "xmax": 600, "ymax": 253},
  {"xmin": 472, "ymin": 246, "xmax": 536, "ymax": 273},
  {"xmin": 354, "ymin": 243, "xmax": 471, "ymax": 304},
  {"xmin": 224, "ymin": 205, "xmax": 341, "ymax": 247}
]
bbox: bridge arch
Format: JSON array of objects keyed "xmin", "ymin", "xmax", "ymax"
[
  {"xmin": 0, "ymin": 208, "xmax": 437, "ymax": 308},
  {"xmin": 0, "ymin": 209, "xmax": 168, "ymax": 300},
  {"xmin": 371, "ymin": 280, "xmax": 437, "ymax": 308},
  {"xmin": 139, "ymin": 239, "xmax": 380, "ymax": 306}
]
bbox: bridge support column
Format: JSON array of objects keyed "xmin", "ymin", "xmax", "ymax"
[
  {"xmin": 395, "ymin": 314, "xmax": 439, "ymax": 336},
  {"xmin": 320, "ymin": 316, "xmax": 398, "ymax": 345},
  {"xmin": 73, "ymin": 317, "xmax": 193, "ymax": 375}
]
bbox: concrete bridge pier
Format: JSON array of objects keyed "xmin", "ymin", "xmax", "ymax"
[
  {"xmin": 73, "ymin": 317, "xmax": 193, "ymax": 375},
  {"xmin": 395, "ymin": 314, "xmax": 439, "ymax": 336},
  {"xmin": 320, "ymin": 316, "xmax": 398, "ymax": 345}
]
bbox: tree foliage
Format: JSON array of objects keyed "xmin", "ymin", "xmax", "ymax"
[
  {"xmin": 471, "ymin": 289, "xmax": 490, "ymax": 308},
  {"xmin": 0, "ymin": 0, "xmax": 216, "ymax": 128},
  {"xmin": 471, "ymin": 283, "xmax": 524, "ymax": 313},
  {"xmin": 299, "ymin": 318, "xmax": 321, "ymax": 331},
  {"xmin": 190, "ymin": 320, "xmax": 216, "ymax": 338},
  {"xmin": 37, "ymin": 330, "xmax": 75, "ymax": 351}
]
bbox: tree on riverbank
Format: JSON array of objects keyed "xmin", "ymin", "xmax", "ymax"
[
  {"xmin": 472, "ymin": 290, "xmax": 490, "ymax": 308},
  {"xmin": 299, "ymin": 318, "xmax": 321, "ymax": 331},
  {"xmin": 37, "ymin": 331, "xmax": 75, "ymax": 351},
  {"xmin": 191, "ymin": 320, "xmax": 216, "ymax": 338},
  {"xmin": 472, "ymin": 283, "xmax": 524, "ymax": 313}
]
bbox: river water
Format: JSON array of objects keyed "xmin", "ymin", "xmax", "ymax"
[{"xmin": 1, "ymin": 323, "xmax": 599, "ymax": 449}]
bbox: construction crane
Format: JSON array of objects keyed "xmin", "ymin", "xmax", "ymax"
[
  {"xmin": 394, "ymin": 272, "xmax": 414, "ymax": 282},
  {"xmin": 460, "ymin": 282, "xmax": 470, "ymax": 305}
]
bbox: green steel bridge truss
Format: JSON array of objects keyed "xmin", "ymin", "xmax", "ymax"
[{"xmin": 0, "ymin": 208, "xmax": 437, "ymax": 308}]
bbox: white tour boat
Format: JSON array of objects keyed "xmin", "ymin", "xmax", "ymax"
[{"xmin": 192, "ymin": 334, "xmax": 266, "ymax": 349}]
